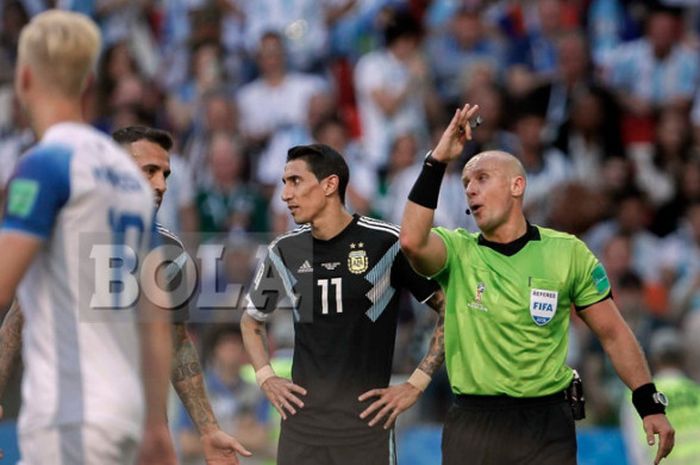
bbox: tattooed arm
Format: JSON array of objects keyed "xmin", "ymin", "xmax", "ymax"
[
  {"xmin": 0, "ymin": 301, "xmax": 23, "ymax": 400},
  {"xmin": 172, "ymin": 323, "xmax": 250, "ymax": 463},
  {"xmin": 416, "ymin": 290, "xmax": 446, "ymax": 377},
  {"xmin": 359, "ymin": 290, "xmax": 446, "ymax": 429}
]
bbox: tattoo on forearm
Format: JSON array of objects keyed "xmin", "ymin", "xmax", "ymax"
[
  {"xmin": 171, "ymin": 323, "xmax": 218, "ymax": 434},
  {"xmin": 418, "ymin": 292, "xmax": 446, "ymax": 376},
  {"xmin": 254, "ymin": 324, "xmax": 270, "ymax": 360},
  {"xmin": 0, "ymin": 302, "xmax": 24, "ymax": 397}
]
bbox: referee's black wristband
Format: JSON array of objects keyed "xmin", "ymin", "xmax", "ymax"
[
  {"xmin": 408, "ymin": 151, "xmax": 447, "ymax": 209},
  {"xmin": 632, "ymin": 383, "xmax": 667, "ymax": 418}
]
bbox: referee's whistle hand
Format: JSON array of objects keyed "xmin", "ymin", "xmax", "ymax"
[
  {"xmin": 358, "ymin": 383, "xmax": 421, "ymax": 429},
  {"xmin": 261, "ymin": 376, "xmax": 307, "ymax": 420},
  {"xmin": 643, "ymin": 413, "xmax": 675, "ymax": 465}
]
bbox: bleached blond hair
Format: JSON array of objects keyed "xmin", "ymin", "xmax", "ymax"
[{"xmin": 17, "ymin": 10, "xmax": 101, "ymax": 97}]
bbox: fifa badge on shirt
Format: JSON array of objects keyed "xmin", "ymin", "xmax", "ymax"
[
  {"xmin": 530, "ymin": 288, "xmax": 558, "ymax": 326},
  {"xmin": 467, "ymin": 282, "xmax": 488, "ymax": 312},
  {"xmin": 348, "ymin": 242, "xmax": 368, "ymax": 274}
]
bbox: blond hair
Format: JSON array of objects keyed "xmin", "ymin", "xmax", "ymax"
[{"xmin": 18, "ymin": 10, "xmax": 101, "ymax": 97}]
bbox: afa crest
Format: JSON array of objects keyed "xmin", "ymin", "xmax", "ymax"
[{"xmin": 348, "ymin": 243, "xmax": 368, "ymax": 274}]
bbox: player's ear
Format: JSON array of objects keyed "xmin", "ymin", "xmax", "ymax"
[
  {"xmin": 15, "ymin": 63, "xmax": 32, "ymax": 99},
  {"xmin": 322, "ymin": 174, "xmax": 339, "ymax": 198},
  {"xmin": 511, "ymin": 175, "xmax": 525, "ymax": 197}
]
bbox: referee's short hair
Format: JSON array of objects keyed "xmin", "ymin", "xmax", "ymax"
[
  {"xmin": 112, "ymin": 126, "xmax": 174, "ymax": 152},
  {"xmin": 287, "ymin": 144, "xmax": 349, "ymax": 204}
]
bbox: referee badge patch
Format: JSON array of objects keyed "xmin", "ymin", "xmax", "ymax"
[{"xmin": 530, "ymin": 288, "xmax": 558, "ymax": 326}]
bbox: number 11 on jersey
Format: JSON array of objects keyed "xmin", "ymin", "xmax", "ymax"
[{"xmin": 318, "ymin": 278, "xmax": 343, "ymax": 314}]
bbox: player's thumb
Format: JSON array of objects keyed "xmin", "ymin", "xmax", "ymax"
[{"xmin": 234, "ymin": 441, "xmax": 252, "ymax": 457}]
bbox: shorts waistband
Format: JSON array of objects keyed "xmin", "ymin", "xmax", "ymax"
[{"xmin": 454, "ymin": 390, "xmax": 566, "ymax": 410}]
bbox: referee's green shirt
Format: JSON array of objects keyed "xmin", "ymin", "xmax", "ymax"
[{"xmin": 432, "ymin": 224, "xmax": 611, "ymax": 397}]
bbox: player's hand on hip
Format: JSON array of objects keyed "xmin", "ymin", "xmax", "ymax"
[
  {"xmin": 201, "ymin": 429, "xmax": 252, "ymax": 465},
  {"xmin": 261, "ymin": 376, "xmax": 307, "ymax": 420},
  {"xmin": 643, "ymin": 413, "xmax": 675, "ymax": 465},
  {"xmin": 431, "ymin": 103, "xmax": 480, "ymax": 163},
  {"xmin": 358, "ymin": 382, "xmax": 421, "ymax": 429},
  {"xmin": 136, "ymin": 421, "xmax": 177, "ymax": 465}
]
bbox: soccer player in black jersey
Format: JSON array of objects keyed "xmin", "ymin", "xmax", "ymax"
[{"xmin": 242, "ymin": 144, "xmax": 445, "ymax": 465}]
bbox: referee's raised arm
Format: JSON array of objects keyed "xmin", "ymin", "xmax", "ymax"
[{"xmin": 400, "ymin": 103, "xmax": 479, "ymax": 277}]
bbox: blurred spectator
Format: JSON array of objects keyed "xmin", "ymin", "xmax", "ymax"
[
  {"xmin": 652, "ymin": 158, "xmax": 700, "ymax": 237},
  {"xmin": 0, "ymin": 1, "xmax": 29, "ymax": 86},
  {"xmin": 628, "ymin": 109, "xmax": 694, "ymax": 208},
  {"xmin": 241, "ymin": 0, "xmax": 356, "ymax": 72},
  {"xmin": 531, "ymin": 31, "xmax": 621, "ymax": 146},
  {"xmin": 622, "ymin": 327, "xmax": 700, "ymax": 465},
  {"xmin": 181, "ymin": 87, "xmax": 239, "ymax": 185},
  {"xmin": 426, "ymin": 5, "xmax": 506, "ymax": 107},
  {"xmin": 371, "ymin": 131, "xmax": 422, "ymax": 221},
  {"xmin": 0, "ymin": 93, "xmax": 34, "ymax": 205},
  {"xmin": 511, "ymin": 99, "xmax": 572, "ymax": 224},
  {"xmin": 553, "ymin": 85, "xmax": 624, "ymax": 187},
  {"xmin": 195, "ymin": 132, "xmax": 268, "ymax": 235},
  {"xmin": 548, "ymin": 182, "xmax": 608, "ymax": 236},
  {"xmin": 585, "ymin": 189, "xmax": 662, "ymax": 287},
  {"xmin": 601, "ymin": 3, "xmax": 699, "ymax": 142},
  {"xmin": 176, "ymin": 325, "xmax": 273, "ymax": 465},
  {"xmin": 354, "ymin": 8, "xmax": 431, "ymax": 169},
  {"xmin": 169, "ymin": 41, "xmax": 230, "ymax": 137},
  {"xmin": 236, "ymin": 31, "xmax": 328, "ymax": 151},
  {"xmin": 506, "ymin": 0, "xmax": 574, "ymax": 95},
  {"xmin": 660, "ymin": 201, "xmax": 700, "ymax": 321},
  {"xmin": 95, "ymin": 0, "xmax": 159, "ymax": 76}
]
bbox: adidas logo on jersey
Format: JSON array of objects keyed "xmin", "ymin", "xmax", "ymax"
[{"xmin": 297, "ymin": 260, "xmax": 313, "ymax": 273}]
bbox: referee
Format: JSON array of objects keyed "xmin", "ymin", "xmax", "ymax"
[{"xmin": 399, "ymin": 103, "xmax": 675, "ymax": 465}]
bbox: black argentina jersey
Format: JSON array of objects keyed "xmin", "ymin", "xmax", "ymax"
[
  {"xmin": 155, "ymin": 223, "xmax": 191, "ymax": 322},
  {"xmin": 247, "ymin": 215, "xmax": 438, "ymax": 445}
]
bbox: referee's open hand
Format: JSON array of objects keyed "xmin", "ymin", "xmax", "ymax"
[
  {"xmin": 261, "ymin": 376, "xmax": 307, "ymax": 420},
  {"xmin": 358, "ymin": 383, "xmax": 421, "ymax": 429},
  {"xmin": 643, "ymin": 413, "xmax": 675, "ymax": 465}
]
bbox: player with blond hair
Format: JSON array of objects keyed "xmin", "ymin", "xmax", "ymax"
[{"xmin": 0, "ymin": 11, "xmax": 173, "ymax": 465}]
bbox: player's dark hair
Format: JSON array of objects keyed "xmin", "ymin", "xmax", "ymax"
[
  {"xmin": 112, "ymin": 126, "xmax": 173, "ymax": 151},
  {"xmin": 287, "ymin": 144, "xmax": 350, "ymax": 204}
]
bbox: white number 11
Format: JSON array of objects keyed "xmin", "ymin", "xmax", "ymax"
[{"xmin": 317, "ymin": 278, "xmax": 343, "ymax": 314}]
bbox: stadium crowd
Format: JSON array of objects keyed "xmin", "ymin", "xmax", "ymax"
[{"xmin": 1, "ymin": 0, "xmax": 700, "ymax": 463}]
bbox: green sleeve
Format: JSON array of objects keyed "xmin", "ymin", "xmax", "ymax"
[
  {"xmin": 430, "ymin": 226, "xmax": 456, "ymax": 286},
  {"xmin": 571, "ymin": 238, "xmax": 611, "ymax": 308}
]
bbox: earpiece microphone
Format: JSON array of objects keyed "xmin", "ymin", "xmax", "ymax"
[{"xmin": 465, "ymin": 208, "xmax": 471, "ymax": 216}]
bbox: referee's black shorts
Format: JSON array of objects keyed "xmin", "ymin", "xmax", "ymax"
[
  {"xmin": 442, "ymin": 391, "xmax": 577, "ymax": 465},
  {"xmin": 277, "ymin": 427, "xmax": 397, "ymax": 465}
]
